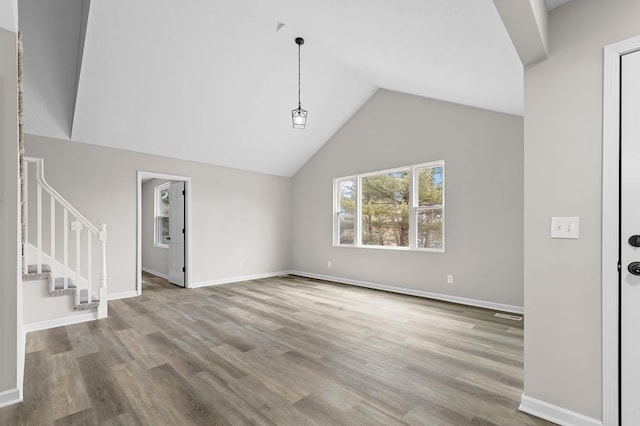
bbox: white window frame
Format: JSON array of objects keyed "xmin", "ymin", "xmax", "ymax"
[
  {"xmin": 334, "ymin": 175, "xmax": 358, "ymax": 247},
  {"xmin": 412, "ymin": 162, "xmax": 445, "ymax": 252},
  {"xmin": 154, "ymin": 182, "xmax": 170, "ymax": 248},
  {"xmin": 333, "ymin": 160, "xmax": 445, "ymax": 252}
]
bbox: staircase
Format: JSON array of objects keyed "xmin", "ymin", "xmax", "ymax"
[
  {"xmin": 22, "ymin": 157, "xmax": 108, "ymax": 327},
  {"xmin": 24, "ymin": 264, "xmax": 99, "ymax": 310}
]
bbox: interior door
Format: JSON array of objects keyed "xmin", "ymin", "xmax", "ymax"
[
  {"xmin": 168, "ymin": 181, "xmax": 185, "ymax": 287},
  {"xmin": 621, "ymin": 49, "xmax": 640, "ymax": 424}
]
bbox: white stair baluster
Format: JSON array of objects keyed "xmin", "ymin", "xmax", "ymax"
[
  {"xmin": 50, "ymin": 195, "xmax": 55, "ymax": 269},
  {"xmin": 63, "ymin": 208, "xmax": 68, "ymax": 289},
  {"xmin": 75, "ymin": 218, "xmax": 81, "ymax": 290},
  {"xmin": 98, "ymin": 224, "xmax": 108, "ymax": 318},
  {"xmin": 37, "ymin": 185, "xmax": 42, "ymax": 273},
  {"xmin": 87, "ymin": 232, "xmax": 92, "ymax": 299},
  {"xmin": 23, "ymin": 161, "xmax": 28, "ymax": 275}
]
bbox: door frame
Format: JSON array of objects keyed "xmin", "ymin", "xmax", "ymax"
[
  {"xmin": 602, "ymin": 34, "xmax": 640, "ymax": 426},
  {"xmin": 136, "ymin": 171, "xmax": 192, "ymax": 295}
]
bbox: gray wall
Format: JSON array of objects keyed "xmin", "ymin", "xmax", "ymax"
[
  {"xmin": 141, "ymin": 178, "xmax": 170, "ymax": 277},
  {"xmin": 292, "ymin": 89, "xmax": 524, "ymax": 308},
  {"xmin": 523, "ymin": 0, "xmax": 640, "ymax": 419},
  {"xmin": 26, "ymin": 134, "xmax": 292, "ymax": 296},
  {"xmin": 0, "ymin": 28, "xmax": 20, "ymax": 399}
]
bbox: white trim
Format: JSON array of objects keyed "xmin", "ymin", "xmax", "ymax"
[
  {"xmin": 333, "ymin": 175, "xmax": 356, "ymax": 247},
  {"xmin": 602, "ymin": 35, "xmax": 640, "ymax": 426},
  {"xmin": 519, "ymin": 394, "xmax": 602, "ymax": 426},
  {"xmin": 289, "ymin": 270, "xmax": 523, "ymax": 314},
  {"xmin": 190, "ymin": 271, "xmax": 291, "ymax": 289},
  {"xmin": 16, "ymin": 198, "xmax": 24, "ymax": 405},
  {"xmin": 142, "ymin": 267, "xmax": 168, "ymax": 280},
  {"xmin": 136, "ymin": 171, "xmax": 192, "ymax": 296},
  {"xmin": 24, "ymin": 157, "xmax": 100, "ymax": 234},
  {"xmin": 108, "ymin": 291, "xmax": 138, "ymax": 301},
  {"xmin": 0, "ymin": 388, "xmax": 21, "ymax": 409},
  {"xmin": 23, "ymin": 312, "xmax": 98, "ymax": 333},
  {"xmin": 331, "ymin": 244, "xmax": 446, "ymax": 253}
]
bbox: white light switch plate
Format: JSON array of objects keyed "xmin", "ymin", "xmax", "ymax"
[{"xmin": 550, "ymin": 217, "xmax": 580, "ymax": 239}]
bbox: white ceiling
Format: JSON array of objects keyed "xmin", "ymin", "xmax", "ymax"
[
  {"xmin": 0, "ymin": 0, "xmax": 17, "ymax": 32},
  {"xmin": 21, "ymin": 0, "xmax": 526, "ymax": 177}
]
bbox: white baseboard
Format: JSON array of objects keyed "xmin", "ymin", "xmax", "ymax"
[
  {"xmin": 108, "ymin": 290, "xmax": 138, "ymax": 301},
  {"xmin": 519, "ymin": 394, "xmax": 602, "ymax": 426},
  {"xmin": 23, "ymin": 312, "xmax": 98, "ymax": 333},
  {"xmin": 0, "ymin": 388, "xmax": 21, "ymax": 408},
  {"xmin": 190, "ymin": 271, "xmax": 291, "ymax": 289},
  {"xmin": 142, "ymin": 267, "xmax": 168, "ymax": 280},
  {"xmin": 289, "ymin": 270, "xmax": 524, "ymax": 314}
]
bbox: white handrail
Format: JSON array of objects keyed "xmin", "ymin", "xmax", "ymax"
[{"xmin": 25, "ymin": 157, "xmax": 99, "ymax": 234}]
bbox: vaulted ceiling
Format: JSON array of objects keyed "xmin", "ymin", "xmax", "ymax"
[{"xmin": 18, "ymin": 0, "xmax": 570, "ymax": 177}]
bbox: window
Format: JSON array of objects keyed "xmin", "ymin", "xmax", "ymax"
[
  {"xmin": 336, "ymin": 178, "xmax": 356, "ymax": 245},
  {"xmin": 415, "ymin": 164, "xmax": 444, "ymax": 250},
  {"xmin": 334, "ymin": 161, "xmax": 444, "ymax": 252},
  {"xmin": 362, "ymin": 170, "xmax": 410, "ymax": 247},
  {"xmin": 155, "ymin": 183, "xmax": 170, "ymax": 247}
]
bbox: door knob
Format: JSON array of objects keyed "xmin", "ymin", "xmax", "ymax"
[
  {"xmin": 629, "ymin": 235, "xmax": 640, "ymax": 247},
  {"xmin": 629, "ymin": 262, "xmax": 640, "ymax": 275}
]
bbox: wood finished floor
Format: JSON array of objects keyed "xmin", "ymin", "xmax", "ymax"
[{"xmin": 1, "ymin": 273, "xmax": 551, "ymax": 426}]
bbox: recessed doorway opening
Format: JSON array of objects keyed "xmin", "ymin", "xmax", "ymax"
[{"xmin": 136, "ymin": 171, "xmax": 192, "ymax": 295}]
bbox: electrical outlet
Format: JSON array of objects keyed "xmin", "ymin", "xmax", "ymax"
[
  {"xmin": 327, "ymin": 261, "xmax": 332, "ymax": 268},
  {"xmin": 447, "ymin": 275, "xmax": 454, "ymax": 284}
]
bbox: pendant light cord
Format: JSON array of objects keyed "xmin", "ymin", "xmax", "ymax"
[{"xmin": 297, "ymin": 43, "xmax": 302, "ymax": 109}]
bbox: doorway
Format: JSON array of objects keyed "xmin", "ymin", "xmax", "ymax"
[
  {"xmin": 136, "ymin": 171, "xmax": 192, "ymax": 295},
  {"xmin": 602, "ymin": 35, "xmax": 640, "ymax": 426}
]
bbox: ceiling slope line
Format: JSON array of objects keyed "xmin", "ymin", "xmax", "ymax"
[
  {"xmin": 493, "ymin": 0, "xmax": 549, "ymax": 67},
  {"xmin": 70, "ymin": 0, "xmax": 91, "ymax": 141}
]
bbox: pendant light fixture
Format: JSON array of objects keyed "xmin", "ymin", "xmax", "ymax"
[{"xmin": 292, "ymin": 37, "xmax": 308, "ymax": 129}]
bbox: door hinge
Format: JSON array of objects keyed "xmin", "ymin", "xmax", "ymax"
[
  {"xmin": 182, "ymin": 190, "xmax": 185, "ymax": 195},
  {"xmin": 182, "ymin": 267, "xmax": 185, "ymax": 272},
  {"xmin": 618, "ymin": 260, "xmax": 621, "ymax": 272},
  {"xmin": 182, "ymin": 228, "xmax": 185, "ymax": 234}
]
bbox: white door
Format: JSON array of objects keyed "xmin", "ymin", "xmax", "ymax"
[
  {"xmin": 621, "ymin": 49, "xmax": 640, "ymax": 424},
  {"xmin": 168, "ymin": 181, "xmax": 185, "ymax": 287}
]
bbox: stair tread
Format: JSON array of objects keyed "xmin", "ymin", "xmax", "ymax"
[{"xmin": 74, "ymin": 300, "xmax": 100, "ymax": 311}]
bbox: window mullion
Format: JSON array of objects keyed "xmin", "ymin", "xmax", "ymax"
[{"xmin": 409, "ymin": 166, "xmax": 416, "ymax": 249}]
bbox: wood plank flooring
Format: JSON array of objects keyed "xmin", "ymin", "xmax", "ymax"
[{"xmin": 0, "ymin": 273, "xmax": 551, "ymax": 425}]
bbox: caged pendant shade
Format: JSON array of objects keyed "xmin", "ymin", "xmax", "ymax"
[
  {"xmin": 292, "ymin": 37, "xmax": 308, "ymax": 129},
  {"xmin": 292, "ymin": 107, "xmax": 307, "ymax": 129}
]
